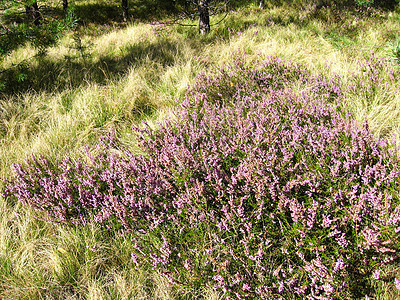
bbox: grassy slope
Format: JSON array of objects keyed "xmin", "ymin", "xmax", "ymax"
[{"xmin": 1, "ymin": 1, "xmax": 400, "ymax": 298}]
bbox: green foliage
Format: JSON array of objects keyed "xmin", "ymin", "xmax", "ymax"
[
  {"xmin": 0, "ymin": 7, "xmax": 78, "ymax": 58},
  {"xmin": 388, "ymin": 40, "xmax": 400, "ymax": 64},
  {"xmin": 0, "ymin": 6, "xmax": 77, "ymax": 93},
  {"xmin": 353, "ymin": 0, "xmax": 399, "ymax": 9},
  {"xmin": 355, "ymin": 0, "xmax": 374, "ymax": 7}
]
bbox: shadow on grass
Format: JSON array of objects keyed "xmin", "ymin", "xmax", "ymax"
[
  {"xmin": 0, "ymin": 38, "xmax": 181, "ymax": 96},
  {"xmin": 1, "ymin": 0, "xmax": 186, "ymax": 28},
  {"xmin": 2, "ymin": 0, "xmax": 398, "ymax": 96},
  {"xmin": 207, "ymin": 0, "xmax": 398, "ymax": 51}
]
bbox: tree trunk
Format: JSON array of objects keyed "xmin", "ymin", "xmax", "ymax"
[
  {"xmin": 25, "ymin": 2, "xmax": 42, "ymax": 26},
  {"xmin": 122, "ymin": 0, "xmax": 129, "ymax": 22},
  {"xmin": 63, "ymin": 0, "xmax": 68, "ymax": 14},
  {"xmin": 198, "ymin": 0, "xmax": 210, "ymax": 35},
  {"xmin": 259, "ymin": 0, "xmax": 265, "ymax": 9}
]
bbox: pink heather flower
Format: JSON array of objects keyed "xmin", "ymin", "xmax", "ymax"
[
  {"xmin": 395, "ymin": 278, "xmax": 400, "ymax": 290},
  {"xmin": 184, "ymin": 259, "xmax": 191, "ymax": 270},
  {"xmin": 362, "ymin": 228, "xmax": 381, "ymax": 248},
  {"xmin": 278, "ymin": 281, "xmax": 284, "ymax": 293},
  {"xmin": 333, "ymin": 257, "xmax": 346, "ymax": 274},
  {"xmin": 322, "ymin": 282, "xmax": 334, "ymax": 295},
  {"xmin": 213, "ymin": 274, "xmax": 226, "ymax": 286},
  {"xmin": 131, "ymin": 252, "xmax": 139, "ymax": 266},
  {"xmin": 372, "ymin": 269, "xmax": 380, "ymax": 280},
  {"xmin": 322, "ymin": 214, "xmax": 333, "ymax": 228}
]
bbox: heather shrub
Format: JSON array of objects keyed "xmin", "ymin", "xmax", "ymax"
[
  {"xmin": 4, "ymin": 56, "xmax": 400, "ymax": 299},
  {"xmin": 189, "ymin": 55, "xmax": 343, "ymax": 105}
]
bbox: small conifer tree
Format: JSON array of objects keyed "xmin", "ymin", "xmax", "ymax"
[{"xmin": 0, "ymin": 0, "xmax": 76, "ymax": 59}]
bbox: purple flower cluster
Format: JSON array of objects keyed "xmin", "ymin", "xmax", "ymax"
[{"xmin": 3, "ymin": 55, "xmax": 400, "ymax": 299}]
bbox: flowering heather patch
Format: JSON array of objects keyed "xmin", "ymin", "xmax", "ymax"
[
  {"xmin": 3, "ymin": 55, "xmax": 400, "ymax": 299},
  {"xmin": 189, "ymin": 55, "xmax": 343, "ymax": 105}
]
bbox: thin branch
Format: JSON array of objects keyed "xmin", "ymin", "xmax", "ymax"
[
  {"xmin": 0, "ymin": 56, "xmax": 34, "ymax": 74},
  {"xmin": 210, "ymin": 10, "xmax": 228, "ymax": 26},
  {"xmin": 157, "ymin": 0, "xmax": 230, "ymax": 28}
]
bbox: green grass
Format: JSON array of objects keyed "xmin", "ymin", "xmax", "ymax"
[{"xmin": 1, "ymin": 0, "xmax": 400, "ymax": 298}]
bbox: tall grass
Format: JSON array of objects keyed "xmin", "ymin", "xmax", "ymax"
[{"xmin": 1, "ymin": 0, "xmax": 400, "ymax": 298}]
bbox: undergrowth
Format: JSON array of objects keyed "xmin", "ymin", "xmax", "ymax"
[{"xmin": 4, "ymin": 54, "xmax": 400, "ymax": 299}]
